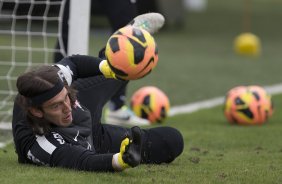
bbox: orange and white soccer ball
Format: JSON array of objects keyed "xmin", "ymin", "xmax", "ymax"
[
  {"xmin": 105, "ymin": 26, "xmax": 158, "ymax": 80},
  {"xmin": 224, "ymin": 85, "xmax": 273, "ymax": 125},
  {"xmin": 130, "ymin": 86, "xmax": 170, "ymax": 124}
]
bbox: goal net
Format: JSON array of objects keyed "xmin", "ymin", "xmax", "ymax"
[{"xmin": 0, "ymin": 0, "xmax": 90, "ymax": 128}]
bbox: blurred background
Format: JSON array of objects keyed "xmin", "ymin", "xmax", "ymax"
[
  {"xmin": 90, "ymin": 0, "xmax": 282, "ymax": 106},
  {"xmin": 0, "ymin": 0, "xmax": 281, "ymax": 110}
]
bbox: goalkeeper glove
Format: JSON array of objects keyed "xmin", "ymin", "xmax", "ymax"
[
  {"xmin": 99, "ymin": 59, "xmax": 117, "ymax": 79},
  {"xmin": 112, "ymin": 126, "xmax": 142, "ymax": 171}
]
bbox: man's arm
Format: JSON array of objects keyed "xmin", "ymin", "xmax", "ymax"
[
  {"xmin": 28, "ymin": 132, "xmax": 115, "ymax": 172},
  {"xmin": 55, "ymin": 55, "xmax": 103, "ymax": 85},
  {"xmin": 55, "ymin": 55, "xmax": 116, "ymax": 86}
]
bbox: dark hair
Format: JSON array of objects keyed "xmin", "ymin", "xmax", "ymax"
[{"xmin": 16, "ymin": 65, "xmax": 77, "ymax": 135}]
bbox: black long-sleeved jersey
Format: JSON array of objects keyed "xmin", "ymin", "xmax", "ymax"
[{"xmin": 12, "ymin": 55, "xmax": 115, "ymax": 172}]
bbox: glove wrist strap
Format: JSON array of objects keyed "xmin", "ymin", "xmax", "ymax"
[{"xmin": 112, "ymin": 153, "xmax": 123, "ymax": 171}]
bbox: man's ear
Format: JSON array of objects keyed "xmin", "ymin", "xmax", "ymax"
[{"xmin": 28, "ymin": 107, "xmax": 43, "ymax": 118}]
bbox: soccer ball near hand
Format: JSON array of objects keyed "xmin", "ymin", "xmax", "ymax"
[
  {"xmin": 105, "ymin": 26, "xmax": 158, "ymax": 80},
  {"xmin": 130, "ymin": 86, "xmax": 170, "ymax": 124},
  {"xmin": 224, "ymin": 85, "xmax": 273, "ymax": 125}
]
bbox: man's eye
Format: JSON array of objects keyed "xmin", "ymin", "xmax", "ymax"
[{"xmin": 51, "ymin": 104, "xmax": 60, "ymax": 109}]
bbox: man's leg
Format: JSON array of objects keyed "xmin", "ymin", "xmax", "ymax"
[
  {"xmin": 97, "ymin": 0, "xmax": 145, "ymax": 126},
  {"xmin": 72, "ymin": 76, "xmax": 128, "ymax": 124},
  {"xmin": 72, "ymin": 76, "xmax": 129, "ymax": 152},
  {"xmin": 97, "ymin": 0, "xmax": 138, "ymax": 32},
  {"xmin": 103, "ymin": 12, "xmax": 165, "ymax": 126}
]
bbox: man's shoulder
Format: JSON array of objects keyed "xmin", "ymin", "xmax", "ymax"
[{"xmin": 73, "ymin": 100, "xmax": 85, "ymax": 111}]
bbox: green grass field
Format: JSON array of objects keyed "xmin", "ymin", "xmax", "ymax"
[
  {"xmin": 1, "ymin": 94, "xmax": 281, "ymax": 184},
  {"xmin": 1, "ymin": 0, "xmax": 282, "ymax": 183}
]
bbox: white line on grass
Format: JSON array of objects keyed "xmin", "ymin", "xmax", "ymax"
[
  {"xmin": 0, "ymin": 140, "xmax": 13, "ymax": 149},
  {"xmin": 0, "ymin": 142, "xmax": 6, "ymax": 148},
  {"xmin": 169, "ymin": 96, "xmax": 224, "ymax": 116},
  {"xmin": 169, "ymin": 83, "xmax": 282, "ymax": 116},
  {"xmin": 0, "ymin": 142, "xmax": 5, "ymax": 148},
  {"xmin": 0, "ymin": 122, "xmax": 12, "ymax": 149},
  {"xmin": 0, "ymin": 122, "xmax": 12, "ymax": 130},
  {"xmin": 1, "ymin": 83, "xmax": 282, "ymax": 148}
]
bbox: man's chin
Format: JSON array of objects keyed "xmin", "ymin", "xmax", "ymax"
[{"xmin": 62, "ymin": 117, "xmax": 73, "ymax": 126}]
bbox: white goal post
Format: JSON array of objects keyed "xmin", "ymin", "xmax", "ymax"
[
  {"xmin": 68, "ymin": 0, "xmax": 91, "ymax": 55},
  {"xmin": 0, "ymin": 0, "xmax": 91, "ymax": 126}
]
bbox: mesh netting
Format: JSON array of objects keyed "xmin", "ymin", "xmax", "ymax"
[{"xmin": 0, "ymin": 0, "xmax": 67, "ymax": 123}]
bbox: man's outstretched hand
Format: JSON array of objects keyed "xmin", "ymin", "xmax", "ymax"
[{"xmin": 112, "ymin": 126, "xmax": 142, "ymax": 171}]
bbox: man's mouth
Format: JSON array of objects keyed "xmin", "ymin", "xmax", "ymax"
[{"xmin": 64, "ymin": 113, "xmax": 72, "ymax": 121}]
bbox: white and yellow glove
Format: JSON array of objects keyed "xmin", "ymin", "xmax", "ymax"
[
  {"xmin": 99, "ymin": 59, "xmax": 117, "ymax": 79},
  {"xmin": 112, "ymin": 126, "xmax": 142, "ymax": 171}
]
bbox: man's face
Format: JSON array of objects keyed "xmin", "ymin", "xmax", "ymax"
[{"xmin": 41, "ymin": 87, "xmax": 73, "ymax": 127}]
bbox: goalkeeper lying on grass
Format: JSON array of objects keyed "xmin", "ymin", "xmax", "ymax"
[{"xmin": 12, "ymin": 38, "xmax": 183, "ymax": 172}]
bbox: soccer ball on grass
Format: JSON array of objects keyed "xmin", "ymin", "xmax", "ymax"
[
  {"xmin": 105, "ymin": 26, "xmax": 158, "ymax": 80},
  {"xmin": 224, "ymin": 85, "xmax": 273, "ymax": 125},
  {"xmin": 130, "ymin": 86, "xmax": 170, "ymax": 124},
  {"xmin": 234, "ymin": 32, "xmax": 261, "ymax": 57}
]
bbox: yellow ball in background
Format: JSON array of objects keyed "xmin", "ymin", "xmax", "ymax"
[{"xmin": 234, "ymin": 32, "xmax": 261, "ymax": 57}]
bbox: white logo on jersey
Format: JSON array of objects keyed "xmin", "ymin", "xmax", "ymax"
[
  {"xmin": 73, "ymin": 130, "xmax": 80, "ymax": 142},
  {"xmin": 52, "ymin": 132, "xmax": 65, "ymax": 144},
  {"xmin": 54, "ymin": 64, "xmax": 73, "ymax": 86},
  {"xmin": 87, "ymin": 142, "xmax": 91, "ymax": 150},
  {"xmin": 74, "ymin": 100, "xmax": 84, "ymax": 111},
  {"xmin": 27, "ymin": 150, "xmax": 47, "ymax": 165}
]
